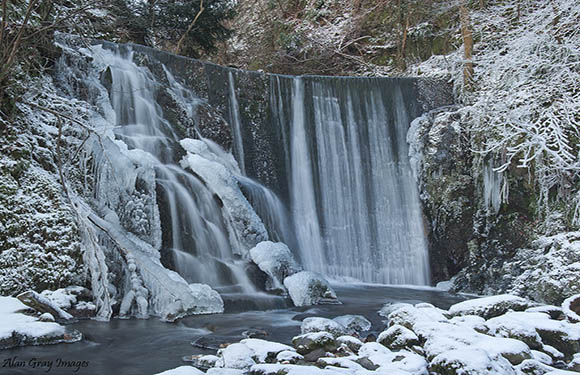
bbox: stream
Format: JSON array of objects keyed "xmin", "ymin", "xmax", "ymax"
[{"xmin": 2, "ymin": 284, "xmax": 468, "ymax": 375}]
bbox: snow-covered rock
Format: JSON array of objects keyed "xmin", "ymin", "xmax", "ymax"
[
  {"xmin": 249, "ymin": 241, "xmax": 302, "ymax": 291},
  {"xmin": 429, "ymin": 349, "xmax": 516, "ymax": 375},
  {"xmin": 16, "ymin": 290, "xmax": 73, "ymax": 320},
  {"xmin": 301, "ymin": 317, "xmax": 347, "ymax": 338},
  {"xmin": 336, "ymin": 335, "xmax": 363, "ymax": 352},
  {"xmin": 562, "ymin": 294, "xmax": 580, "ymax": 323},
  {"xmin": 276, "ymin": 350, "xmax": 303, "ymax": 364},
  {"xmin": 154, "ymin": 366, "xmax": 204, "ymax": 375},
  {"xmin": 377, "ymin": 324, "xmax": 420, "ymax": 350},
  {"xmin": 240, "ymin": 338, "xmax": 295, "ymax": 363},
  {"xmin": 0, "ymin": 296, "xmax": 81, "ymax": 349},
  {"xmin": 448, "ymin": 294, "xmax": 535, "ymax": 319},
  {"xmin": 216, "ymin": 342, "xmax": 257, "ymax": 369},
  {"xmin": 292, "ymin": 332, "xmax": 336, "ymax": 355},
  {"xmin": 283, "ymin": 271, "xmax": 338, "ymax": 306},
  {"xmin": 332, "ymin": 315, "xmax": 371, "ymax": 335}
]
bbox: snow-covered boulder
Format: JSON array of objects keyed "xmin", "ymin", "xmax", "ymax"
[
  {"xmin": 485, "ymin": 312, "xmax": 544, "ymax": 350},
  {"xmin": 448, "ymin": 294, "xmax": 535, "ymax": 319},
  {"xmin": 240, "ymin": 338, "xmax": 295, "ymax": 363},
  {"xmin": 216, "ymin": 342, "xmax": 257, "ymax": 369},
  {"xmin": 292, "ymin": 332, "xmax": 336, "ymax": 355},
  {"xmin": 562, "ymin": 294, "xmax": 580, "ymax": 323},
  {"xmin": 154, "ymin": 366, "xmax": 204, "ymax": 375},
  {"xmin": 248, "ymin": 364, "xmax": 344, "ymax": 375},
  {"xmin": 429, "ymin": 349, "xmax": 517, "ymax": 375},
  {"xmin": 301, "ymin": 317, "xmax": 347, "ymax": 338},
  {"xmin": 276, "ymin": 350, "xmax": 303, "ymax": 364},
  {"xmin": 0, "ymin": 296, "xmax": 81, "ymax": 349},
  {"xmin": 332, "ymin": 315, "xmax": 371, "ymax": 335},
  {"xmin": 207, "ymin": 369, "xmax": 244, "ymax": 375},
  {"xmin": 283, "ymin": 271, "xmax": 338, "ymax": 306},
  {"xmin": 212, "ymin": 339, "xmax": 295, "ymax": 370},
  {"xmin": 249, "ymin": 241, "xmax": 302, "ymax": 291},
  {"xmin": 378, "ymin": 324, "xmax": 420, "ymax": 350},
  {"xmin": 336, "ymin": 335, "xmax": 363, "ymax": 352}
]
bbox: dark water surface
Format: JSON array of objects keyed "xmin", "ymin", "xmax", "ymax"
[{"xmin": 1, "ymin": 284, "xmax": 468, "ymax": 375}]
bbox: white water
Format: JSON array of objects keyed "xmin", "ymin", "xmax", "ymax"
[
  {"xmin": 269, "ymin": 77, "xmax": 430, "ymax": 285},
  {"xmin": 87, "ymin": 46, "xmax": 257, "ymax": 293},
  {"xmin": 228, "ymin": 71, "xmax": 246, "ymax": 175},
  {"xmin": 288, "ymin": 78, "xmax": 326, "ymax": 269}
]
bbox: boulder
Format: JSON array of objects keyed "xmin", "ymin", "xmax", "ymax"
[
  {"xmin": 449, "ymin": 294, "xmax": 536, "ymax": 319},
  {"xmin": 429, "ymin": 349, "xmax": 517, "ymax": 375},
  {"xmin": 332, "ymin": 315, "xmax": 371, "ymax": 335},
  {"xmin": 377, "ymin": 324, "xmax": 420, "ymax": 350},
  {"xmin": 301, "ymin": 317, "xmax": 347, "ymax": 338},
  {"xmin": 276, "ymin": 350, "xmax": 303, "ymax": 364},
  {"xmin": 292, "ymin": 332, "xmax": 336, "ymax": 355},
  {"xmin": 249, "ymin": 241, "xmax": 302, "ymax": 292},
  {"xmin": 283, "ymin": 271, "xmax": 338, "ymax": 306},
  {"xmin": 336, "ymin": 335, "xmax": 363, "ymax": 352}
]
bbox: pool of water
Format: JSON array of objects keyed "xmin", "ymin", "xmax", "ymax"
[{"xmin": 1, "ymin": 284, "xmax": 469, "ymax": 375}]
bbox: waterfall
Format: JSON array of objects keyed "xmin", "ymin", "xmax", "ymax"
[
  {"xmin": 74, "ymin": 44, "xmax": 259, "ymax": 294},
  {"xmin": 57, "ymin": 37, "xmax": 434, "ymax": 315},
  {"xmin": 269, "ymin": 76, "xmax": 430, "ymax": 285}
]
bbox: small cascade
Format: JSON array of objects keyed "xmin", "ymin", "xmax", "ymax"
[
  {"xmin": 236, "ymin": 175, "xmax": 296, "ymax": 250},
  {"xmin": 228, "ymin": 71, "xmax": 246, "ymax": 175}
]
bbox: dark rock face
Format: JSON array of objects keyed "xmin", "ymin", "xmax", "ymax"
[
  {"xmin": 410, "ymin": 107, "xmax": 475, "ymax": 283},
  {"xmin": 410, "ymin": 105, "xmax": 539, "ymax": 291}
]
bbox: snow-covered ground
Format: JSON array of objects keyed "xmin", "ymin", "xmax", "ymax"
[{"xmin": 0, "ymin": 296, "xmax": 81, "ymax": 350}]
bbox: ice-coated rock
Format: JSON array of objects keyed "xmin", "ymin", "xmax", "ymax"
[
  {"xmin": 301, "ymin": 317, "xmax": 347, "ymax": 338},
  {"xmin": 377, "ymin": 324, "xmax": 420, "ymax": 350},
  {"xmin": 180, "ymin": 151, "xmax": 267, "ymax": 256},
  {"xmin": 249, "ymin": 241, "xmax": 302, "ymax": 291},
  {"xmin": 332, "ymin": 314, "xmax": 371, "ymax": 335},
  {"xmin": 449, "ymin": 294, "xmax": 536, "ymax": 319},
  {"xmin": 283, "ymin": 271, "xmax": 338, "ymax": 306}
]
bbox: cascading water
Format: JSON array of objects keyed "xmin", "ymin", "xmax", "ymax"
[
  {"xmin": 58, "ymin": 36, "xmax": 434, "ymax": 321},
  {"xmin": 267, "ymin": 76, "xmax": 430, "ymax": 285},
  {"xmin": 86, "ymin": 45, "xmax": 257, "ymax": 293}
]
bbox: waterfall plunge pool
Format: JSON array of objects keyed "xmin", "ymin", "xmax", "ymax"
[{"xmin": 2, "ymin": 284, "xmax": 468, "ymax": 375}]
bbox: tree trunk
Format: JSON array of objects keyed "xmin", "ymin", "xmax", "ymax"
[{"xmin": 460, "ymin": 4, "xmax": 474, "ymax": 90}]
